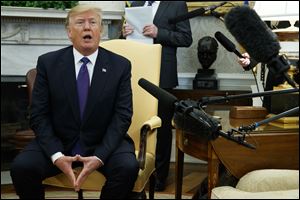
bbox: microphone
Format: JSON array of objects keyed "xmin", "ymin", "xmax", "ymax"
[
  {"xmin": 168, "ymin": 8, "xmax": 205, "ymax": 24},
  {"xmin": 211, "ymin": 10, "xmax": 223, "ymax": 20},
  {"xmin": 206, "ymin": 1, "xmax": 228, "ymax": 12},
  {"xmin": 138, "ymin": 78, "xmax": 256, "ymax": 149},
  {"xmin": 138, "ymin": 78, "xmax": 220, "ymax": 139},
  {"xmin": 224, "ymin": 6, "xmax": 296, "ymax": 87},
  {"xmin": 137, "ymin": 78, "xmax": 177, "ymax": 111},
  {"xmin": 214, "ymin": 31, "xmax": 258, "ymax": 70},
  {"xmin": 173, "ymin": 99, "xmax": 221, "ymax": 141},
  {"xmin": 215, "ymin": 31, "xmax": 244, "ymax": 58},
  {"xmin": 169, "ymin": 2, "xmax": 227, "ymax": 24}
]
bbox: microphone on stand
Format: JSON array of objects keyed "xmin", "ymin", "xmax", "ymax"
[
  {"xmin": 168, "ymin": 2, "xmax": 227, "ymax": 24},
  {"xmin": 211, "ymin": 10, "xmax": 223, "ymax": 20},
  {"xmin": 138, "ymin": 78, "xmax": 299, "ymax": 149},
  {"xmin": 204, "ymin": 1, "xmax": 228, "ymax": 12},
  {"xmin": 138, "ymin": 78, "xmax": 256, "ymax": 149},
  {"xmin": 224, "ymin": 6, "xmax": 297, "ymax": 87},
  {"xmin": 239, "ymin": 107, "xmax": 299, "ymax": 132}
]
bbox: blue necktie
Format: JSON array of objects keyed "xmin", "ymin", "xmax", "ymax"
[
  {"xmin": 72, "ymin": 57, "xmax": 90, "ymax": 156},
  {"xmin": 77, "ymin": 57, "xmax": 90, "ymax": 119},
  {"xmin": 148, "ymin": 1, "xmax": 155, "ymax": 6}
]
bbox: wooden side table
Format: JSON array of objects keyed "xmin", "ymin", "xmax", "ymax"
[
  {"xmin": 211, "ymin": 131, "xmax": 299, "ymax": 179},
  {"xmin": 175, "ymin": 112, "xmax": 299, "ymax": 199},
  {"xmin": 172, "ymin": 87, "xmax": 252, "ymax": 199},
  {"xmin": 175, "ymin": 129, "xmax": 220, "ymax": 199}
]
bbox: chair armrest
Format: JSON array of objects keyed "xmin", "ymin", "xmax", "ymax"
[
  {"xmin": 138, "ymin": 116, "xmax": 161, "ymax": 170},
  {"xmin": 211, "ymin": 186, "xmax": 299, "ymax": 199},
  {"xmin": 236, "ymin": 169, "xmax": 299, "ymax": 192},
  {"xmin": 143, "ymin": 116, "xmax": 162, "ymax": 130}
]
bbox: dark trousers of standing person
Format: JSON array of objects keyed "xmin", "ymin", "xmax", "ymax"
[{"xmin": 155, "ymin": 89, "xmax": 174, "ymax": 190}]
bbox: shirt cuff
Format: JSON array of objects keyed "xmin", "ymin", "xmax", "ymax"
[
  {"xmin": 95, "ymin": 156, "xmax": 104, "ymax": 166},
  {"xmin": 51, "ymin": 152, "xmax": 64, "ymax": 164}
]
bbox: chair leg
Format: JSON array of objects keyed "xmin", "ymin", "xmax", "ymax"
[
  {"xmin": 77, "ymin": 189, "xmax": 83, "ymax": 199},
  {"xmin": 149, "ymin": 173, "xmax": 156, "ymax": 199}
]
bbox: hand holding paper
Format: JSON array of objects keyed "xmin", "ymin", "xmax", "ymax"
[
  {"xmin": 125, "ymin": 6, "xmax": 153, "ymax": 44},
  {"xmin": 143, "ymin": 24, "xmax": 158, "ymax": 38}
]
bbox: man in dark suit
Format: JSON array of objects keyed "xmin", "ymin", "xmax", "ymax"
[
  {"xmin": 10, "ymin": 4, "xmax": 139, "ymax": 199},
  {"xmin": 123, "ymin": 1, "xmax": 193, "ymax": 191}
]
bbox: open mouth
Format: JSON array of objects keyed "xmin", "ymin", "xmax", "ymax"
[{"xmin": 83, "ymin": 35, "xmax": 92, "ymax": 40}]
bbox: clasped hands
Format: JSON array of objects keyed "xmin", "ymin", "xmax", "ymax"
[{"xmin": 54, "ymin": 154, "xmax": 102, "ymax": 192}]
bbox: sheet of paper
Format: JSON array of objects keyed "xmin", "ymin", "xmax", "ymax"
[{"xmin": 125, "ymin": 6, "xmax": 153, "ymax": 44}]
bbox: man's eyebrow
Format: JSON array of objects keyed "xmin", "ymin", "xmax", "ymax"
[{"xmin": 74, "ymin": 17, "xmax": 97, "ymax": 21}]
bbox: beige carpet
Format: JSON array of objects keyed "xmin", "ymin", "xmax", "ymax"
[{"xmin": 1, "ymin": 190, "xmax": 193, "ymax": 199}]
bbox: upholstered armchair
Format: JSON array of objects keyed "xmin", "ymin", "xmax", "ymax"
[
  {"xmin": 12, "ymin": 69, "xmax": 36, "ymax": 151},
  {"xmin": 43, "ymin": 39, "xmax": 163, "ymax": 199},
  {"xmin": 211, "ymin": 169, "xmax": 299, "ymax": 199}
]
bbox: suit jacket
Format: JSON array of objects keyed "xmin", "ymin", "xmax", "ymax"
[
  {"xmin": 131, "ymin": 1, "xmax": 193, "ymax": 88},
  {"xmin": 30, "ymin": 46, "xmax": 134, "ymax": 163}
]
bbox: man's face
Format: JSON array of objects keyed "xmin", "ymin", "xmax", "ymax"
[{"xmin": 67, "ymin": 10, "xmax": 101, "ymax": 56}]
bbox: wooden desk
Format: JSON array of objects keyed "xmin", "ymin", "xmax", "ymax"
[
  {"xmin": 175, "ymin": 110, "xmax": 299, "ymax": 199},
  {"xmin": 175, "ymin": 130, "xmax": 216, "ymax": 199},
  {"xmin": 211, "ymin": 131, "xmax": 299, "ymax": 179}
]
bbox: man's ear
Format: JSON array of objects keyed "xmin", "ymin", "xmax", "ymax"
[{"xmin": 67, "ymin": 28, "xmax": 72, "ymax": 40}]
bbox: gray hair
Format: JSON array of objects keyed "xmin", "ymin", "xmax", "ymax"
[{"xmin": 65, "ymin": 4, "xmax": 102, "ymax": 28}]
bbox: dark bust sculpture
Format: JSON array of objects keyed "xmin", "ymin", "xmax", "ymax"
[
  {"xmin": 197, "ymin": 36, "xmax": 219, "ymax": 70},
  {"xmin": 193, "ymin": 36, "xmax": 219, "ymax": 89}
]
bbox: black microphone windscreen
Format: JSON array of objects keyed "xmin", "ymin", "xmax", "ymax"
[
  {"xmin": 215, "ymin": 31, "xmax": 236, "ymax": 52},
  {"xmin": 173, "ymin": 100, "xmax": 220, "ymax": 140},
  {"xmin": 224, "ymin": 6, "xmax": 280, "ymax": 63},
  {"xmin": 138, "ymin": 78, "xmax": 177, "ymax": 108}
]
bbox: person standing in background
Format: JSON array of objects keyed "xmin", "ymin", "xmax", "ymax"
[{"xmin": 122, "ymin": 1, "xmax": 193, "ymax": 191}]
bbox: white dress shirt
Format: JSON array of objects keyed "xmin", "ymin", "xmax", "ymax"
[{"xmin": 144, "ymin": 1, "xmax": 160, "ymax": 18}]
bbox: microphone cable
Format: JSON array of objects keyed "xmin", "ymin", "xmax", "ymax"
[{"xmin": 250, "ymin": 67, "xmax": 264, "ymax": 103}]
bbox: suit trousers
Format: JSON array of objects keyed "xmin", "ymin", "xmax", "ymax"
[{"xmin": 10, "ymin": 140, "xmax": 139, "ymax": 199}]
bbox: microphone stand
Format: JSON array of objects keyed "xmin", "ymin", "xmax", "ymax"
[
  {"xmin": 174, "ymin": 88, "xmax": 298, "ymax": 149},
  {"xmin": 218, "ymin": 129, "xmax": 256, "ymax": 149},
  {"xmin": 195, "ymin": 88, "xmax": 299, "ymax": 149},
  {"xmin": 238, "ymin": 107, "xmax": 299, "ymax": 132},
  {"xmin": 199, "ymin": 88, "xmax": 298, "ymax": 106},
  {"xmin": 174, "ymin": 99, "xmax": 257, "ymax": 149},
  {"xmin": 217, "ymin": 106, "xmax": 298, "ymax": 150}
]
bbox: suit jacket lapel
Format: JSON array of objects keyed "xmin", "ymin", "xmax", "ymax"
[
  {"xmin": 83, "ymin": 47, "xmax": 109, "ymax": 123},
  {"xmin": 60, "ymin": 47, "xmax": 81, "ymax": 124},
  {"xmin": 154, "ymin": 1, "xmax": 170, "ymax": 24}
]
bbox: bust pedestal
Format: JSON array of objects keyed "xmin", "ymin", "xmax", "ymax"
[{"xmin": 193, "ymin": 69, "xmax": 218, "ymax": 90}]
